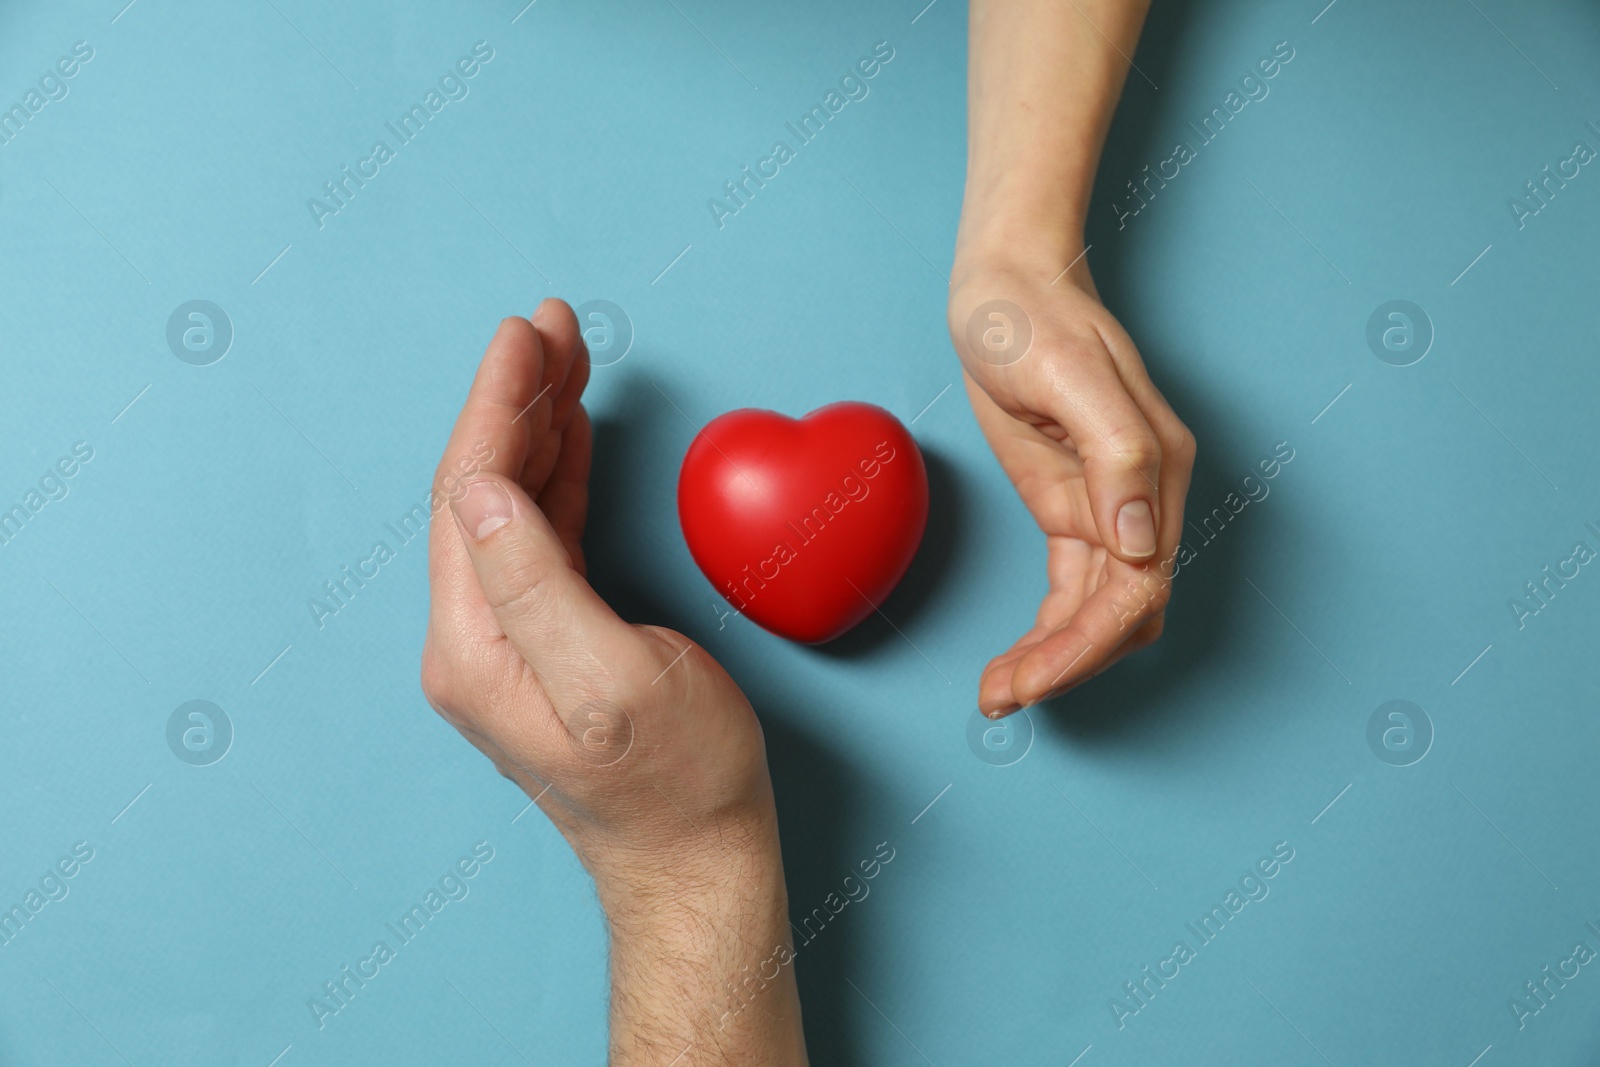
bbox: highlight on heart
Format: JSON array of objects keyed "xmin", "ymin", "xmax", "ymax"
[
  {"xmin": 677, "ymin": 401, "xmax": 929, "ymax": 644},
  {"xmin": 712, "ymin": 440, "xmax": 899, "ymax": 610}
]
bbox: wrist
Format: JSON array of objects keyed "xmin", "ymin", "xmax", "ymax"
[
  {"xmin": 596, "ymin": 829, "xmax": 789, "ymax": 935},
  {"xmin": 951, "ymin": 211, "xmax": 1089, "ymax": 296},
  {"xmin": 954, "ymin": 195, "xmax": 1084, "ymax": 273}
]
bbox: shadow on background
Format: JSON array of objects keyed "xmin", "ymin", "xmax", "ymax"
[
  {"xmin": 1031, "ymin": 360, "xmax": 1271, "ymax": 744},
  {"xmin": 810, "ymin": 446, "xmax": 966, "ymax": 662},
  {"xmin": 1023, "ymin": 0, "xmax": 1276, "ymax": 743},
  {"xmin": 587, "ymin": 374, "xmax": 868, "ymax": 1065},
  {"xmin": 580, "ymin": 1, "xmax": 1227, "ymax": 1042}
]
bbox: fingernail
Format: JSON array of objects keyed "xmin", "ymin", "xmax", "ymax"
[
  {"xmin": 453, "ymin": 479, "xmax": 513, "ymax": 541},
  {"xmin": 1116, "ymin": 500, "xmax": 1157, "ymax": 558}
]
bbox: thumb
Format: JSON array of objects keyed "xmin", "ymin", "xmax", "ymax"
[{"xmin": 450, "ymin": 474, "xmax": 638, "ymax": 708}]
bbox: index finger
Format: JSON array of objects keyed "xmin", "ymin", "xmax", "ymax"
[
  {"xmin": 428, "ymin": 317, "xmax": 549, "ymax": 646},
  {"xmin": 434, "ymin": 316, "xmax": 550, "ymax": 496},
  {"xmin": 1033, "ymin": 342, "xmax": 1165, "ymax": 566}
]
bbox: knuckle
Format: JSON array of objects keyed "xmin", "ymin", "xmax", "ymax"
[
  {"xmin": 1114, "ymin": 572, "xmax": 1172, "ymax": 622},
  {"xmin": 480, "ymin": 548, "xmax": 560, "ymax": 618},
  {"xmin": 1171, "ymin": 425, "xmax": 1198, "ymax": 466},
  {"xmin": 419, "ymin": 646, "xmax": 459, "ymax": 715},
  {"xmin": 426, "ymin": 539, "xmax": 455, "ymax": 585},
  {"xmin": 1101, "ymin": 425, "xmax": 1162, "ymax": 473},
  {"xmin": 1037, "ymin": 336, "xmax": 1105, "ymax": 381},
  {"xmin": 1144, "ymin": 580, "xmax": 1173, "ymax": 615},
  {"xmin": 1063, "ymin": 325, "xmax": 1108, "ymax": 355},
  {"xmin": 573, "ymin": 674, "xmax": 636, "ymax": 724}
]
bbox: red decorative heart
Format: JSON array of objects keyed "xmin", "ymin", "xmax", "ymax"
[{"xmin": 677, "ymin": 402, "xmax": 929, "ymax": 644}]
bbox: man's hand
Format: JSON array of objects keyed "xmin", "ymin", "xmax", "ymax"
[{"xmin": 422, "ymin": 301, "xmax": 808, "ymax": 1064}]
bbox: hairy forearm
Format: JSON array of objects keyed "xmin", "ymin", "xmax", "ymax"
[
  {"xmin": 600, "ymin": 824, "xmax": 807, "ymax": 1065},
  {"xmin": 957, "ymin": 0, "xmax": 1151, "ymax": 275}
]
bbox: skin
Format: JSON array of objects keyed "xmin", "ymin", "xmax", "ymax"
[
  {"xmin": 421, "ymin": 0, "xmax": 1179, "ymax": 1058},
  {"xmin": 951, "ymin": 0, "xmax": 1195, "ymax": 717},
  {"xmin": 423, "ymin": 304, "xmax": 807, "ymax": 1064}
]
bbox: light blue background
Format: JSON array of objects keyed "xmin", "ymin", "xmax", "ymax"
[{"xmin": 3, "ymin": 0, "xmax": 1600, "ymax": 1063}]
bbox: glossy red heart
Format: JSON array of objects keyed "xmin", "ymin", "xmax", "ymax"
[{"xmin": 677, "ymin": 402, "xmax": 929, "ymax": 644}]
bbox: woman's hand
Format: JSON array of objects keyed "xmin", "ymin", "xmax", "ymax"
[
  {"xmin": 421, "ymin": 301, "xmax": 806, "ymax": 1064},
  {"xmin": 952, "ymin": 0, "xmax": 1190, "ymax": 716},
  {"xmin": 949, "ymin": 253, "xmax": 1195, "ymax": 716}
]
